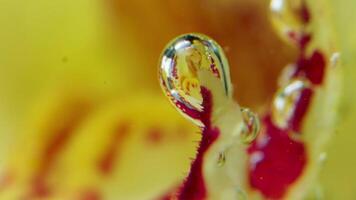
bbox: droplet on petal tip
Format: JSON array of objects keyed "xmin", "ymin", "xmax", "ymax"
[{"xmin": 159, "ymin": 33, "xmax": 232, "ymax": 126}]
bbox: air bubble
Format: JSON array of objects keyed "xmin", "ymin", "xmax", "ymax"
[
  {"xmin": 159, "ymin": 33, "xmax": 232, "ymax": 125},
  {"xmin": 278, "ymin": 64, "xmax": 297, "ymax": 87},
  {"xmin": 240, "ymin": 108, "xmax": 260, "ymax": 144},
  {"xmin": 318, "ymin": 152, "xmax": 327, "ymax": 165},
  {"xmin": 272, "ymin": 78, "xmax": 311, "ymax": 129},
  {"xmin": 330, "ymin": 52, "xmax": 341, "ymax": 68}
]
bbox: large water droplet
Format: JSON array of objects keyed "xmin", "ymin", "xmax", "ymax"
[
  {"xmin": 270, "ymin": 0, "xmax": 309, "ymax": 43},
  {"xmin": 159, "ymin": 33, "xmax": 232, "ymax": 125},
  {"xmin": 272, "ymin": 78, "xmax": 311, "ymax": 129},
  {"xmin": 240, "ymin": 108, "xmax": 260, "ymax": 144}
]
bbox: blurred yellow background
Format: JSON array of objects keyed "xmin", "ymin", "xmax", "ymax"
[{"xmin": 0, "ymin": 0, "xmax": 355, "ymax": 199}]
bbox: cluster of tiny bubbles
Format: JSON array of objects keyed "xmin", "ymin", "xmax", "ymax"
[
  {"xmin": 158, "ymin": 33, "xmax": 232, "ymax": 126},
  {"xmin": 240, "ymin": 108, "xmax": 261, "ymax": 144},
  {"xmin": 270, "ymin": 0, "xmax": 307, "ymax": 43},
  {"xmin": 272, "ymin": 78, "xmax": 311, "ymax": 129}
]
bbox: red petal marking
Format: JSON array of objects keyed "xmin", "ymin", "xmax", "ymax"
[
  {"xmin": 178, "ymin": 87, "xmax": 220, "ymax": 200},
  {"xmin": 80, "ymin": 189, "xmax": 102, "ymax": 200},
  {"xmin": 146, "ymin": 127, "xmax": 164, "ymax": 144},
  {"xmin": 294, "ymin": 51, "xmax": 326, "ymax": 85},
  {"xmin": 286, "ymin": 32, "xmax": 311, "ymax": 50},
  {"xmin": 0, "ymin": 172, "xmax": 14, "ymax": 191},
  {"xmin": 299, "ymin": 34, "xmax": 311, "ymax": 50},
  {"xmin": 248, "ymin": 116, "xmax": 307, "ymax": 199},
  {"xmin": 289, "ymin": 88, "xmax": 313, "ymax": 132},
  {"xmin": 287, "ymin": 31, "xmax": 298, "ymax": 42},
  {"xmin": 247, "ymin": 51, "xmax": 323, "ymax": 198},
  {"xmin": 27, "ymin": 102, "xmax": 91, "ymax": 199},
  {"xmin": 98, "ymin": 122, "xmax": 130, "ymax": 175},
  {"xmin": 248, "ymin": 3, "xmax": 327, "ymax": 197},
  {"xmin": 31, "ymin": 126, "xmax": 74, "ymax": 197},
  {"xmin": 300, "ymin": 2, "xmax": 311, "ymax": 24}
]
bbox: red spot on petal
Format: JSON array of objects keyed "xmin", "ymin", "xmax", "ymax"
[
  {"xmin": 299, "ymin": 34, "xmax": 311, "ymax": 50},
  {"xmin": 27, "ymin": 101, "xmax": 91, "ymax": 199},
  {"xmin": 0, "ymin": 171, "xmax": 14, "ymax": 191},
  {"xmin": 294, "ymin": 51, "xmax": 326, "ymax": 85},
  {"xmin": 300, "ymin": 2, "xmax": 311, "ymax": 24},
  {"xmin": 30, "ymin": 179, "xmax": 50, "ymax": 198},
  {"xmin": 147, "ymin": 127, "xmax": 164, "ymax": 144},
  {"xmin": 98, "ymin": 122, "xmax": 130, "ymax": 175},
  {"xmin": 287, "ymin": 32, "xmax": 311, "ymax": 50},
  {"xmin": 289, "ymin": 88, "xmax": 313, "ymax": 132},
  {"xmin": 31, "ymin": 124, "xmax": 79, "ymax": 197},
  {"xmin": 80, "ymin": 189, "xmax": 102, "ymax": 200}
]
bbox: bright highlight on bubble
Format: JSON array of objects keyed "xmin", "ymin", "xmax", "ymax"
[{"xmin": 272, "ymin": 78, "xmax": 311, "ymax": 129}]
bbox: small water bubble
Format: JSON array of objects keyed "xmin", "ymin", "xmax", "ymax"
[
  {"xmin": 278, "ymin": 63, "xmax": 297, "ymax": 87},
  {"xmin": 250, "ymin": 151, "xmax": 264, "ymax": 170},
  {"xmin": 330, "ymin": 52, "xmax": 341, "ymax": 68},
  {"xmin": 318, "ymin": 152, "xmax": 327, "ymax": 165},
  {"xmin": 217, "ymin": 151, "xmax": 226, "ymax": 167},
  {"xmin": 270, "ymin": 0, "xmax": 308, "ymax": 43},
  {"xmin": 240, "ymin": 108, "xmax": 260, "ymax": 144},
  {"xmin": 272, "ymin": 78, "xmax": 311, "ymax": 129},
  {"xmin": 159, "ymin": 33, "xmax": 232, "ymax": 125}
]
